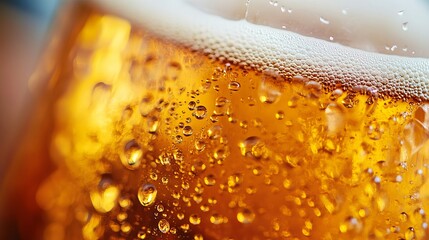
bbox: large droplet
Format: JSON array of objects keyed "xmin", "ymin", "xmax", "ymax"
[
  {"xmin": 138, "ymin": 183, "xmax": 157, "ymax": 207},
  {"xmin": 228, "ymin": 81, "xmax": 241, "ymax": 91},
  {"xmin": 120, "ymin": 139, "xmax": 143, "ymax": 170}
]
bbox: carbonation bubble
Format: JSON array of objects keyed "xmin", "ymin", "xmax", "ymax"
[
  {"xmin": 137, "ymin": 183, "xmax": 157, "ymax": 207},
  {"xmin": 158, "ymin": 219, "xmax": 170, "ymax": 233},
  {"xmin": 120, "ymin": 139, "xmax": 143, "ymax": 170},
  {"xmin": 193, "ymin": 106, "xmax": 207, "ymax": 119},
  {"xmin": 237, "ymin": 208, "xmax": 255, "ymax": 224}
]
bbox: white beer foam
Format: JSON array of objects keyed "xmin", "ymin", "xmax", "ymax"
[{"xmin": 91, "ymin": 0, "xmax": 429, "ymax": 101}]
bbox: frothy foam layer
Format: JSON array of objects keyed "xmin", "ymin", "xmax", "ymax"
[{"xmin": 91, "ymin": 0, "xmax": 429, "ymax": 101}]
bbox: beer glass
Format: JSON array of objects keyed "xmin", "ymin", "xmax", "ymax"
[{"xmin": 2, "ymin": 0, "xmax": 429, "ymax": 239}]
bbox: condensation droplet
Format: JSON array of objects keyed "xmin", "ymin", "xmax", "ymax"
[
  {"xmin": 188, "ymin": 101, "xmax": 196, "ymax": 110},
  {"xmin": 402, "ymin": 22, "xmax": 408, "ymax": 31},
  {"xmin": 228, "ymin": 81, "xmax": 241, "ymax": 91},
  {"xmin": 193, "ymin": 106, "xmax": 207, "ymax": 119},
  {"xmin": 120, "ymin": 139, "xmax": 143, "ymax": 170},
  {"xmin": 275, "ymin": 111, "xmax": 285, "ymax": 120},
  {"xmin": 207, "ymin": 125, "xmax": 222, "ymax": 139},
  {"xmin": 237, "ymin": 208, "xmax": 255, "ymax": 224},
  {"xmin": 90, "ymin": 175, "xmax": 119, "ymax": 214},
  {"xmin": 183, "ymin": 126, "xmax": 193, "ymax": 136},
  {"xmin": 239, "ymin": 136, "xmax": 267, "ymax": 160},
  {"xmin": 210, "ymin": 213, "xmax": 224, "ymax": 225},
  {"xmin": 137, "ymin": 183, "xmax": 157, "ymax": 207},
  {"xmin": 158, "ymin": 219, "xmax": 170, "ymax": 233},
  {"xmin": 204, "ymin": 174, "xmax": 216, "ymax": 186},
  {"xmin": 258, "ymin": 79, "xmax": 281, "ymax": 104},
  {"xmin": 189, "ymin": 214, "xmax": 202, "ymax": 225},
  {"xmin": 319, "ymin": 17, "xmax": 330, "ymax": 24}
]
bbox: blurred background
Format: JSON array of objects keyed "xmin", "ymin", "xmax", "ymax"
[{"xmin": 0, "ymin": 0, "xmax": 60, "ymax": 177}]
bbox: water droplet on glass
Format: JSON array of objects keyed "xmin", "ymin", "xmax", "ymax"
[
  {"xmin": 258, "ymin": 80, "xmax": 281, "ymax": 104},
  {"xmin": 207, "ymin": 125, "xmax": 222, "ymax": 139},
  {"xmin": 204, "ymin": 174, "xmax": 216, "ymax": 186},
  {"xmin": 120, "ymin": 139, "xmax": 143, "ymax": 170},
  {"xmin": 193, "ymin": 106, "xmax": 207, "ymax": 119},
  {"xmin": 319, "ymin": 17, "xmax": 330, "ymax": 24},
  {"xmin": 402, "ymin": 22, "xmax": 408, "ymax": 31},
  {"xmin": 189, "ymin": 214, "xmax": 201, "ymax": 225},
  {"xmin": 237, "ymin": 208, "xmax": 255, "ymax": 224},
  {"xmin": 90, "ymin": 174, "xmax": 119, "ymax": 213},
  {"xmin": 275, "ymin": 111, "xmax": 285, "ymax": 120},
  {"xmin": 183, "ymin": 126, "xmax": 193, "ymax": 136},
  {"xmin": 188, "ymin": 101, "xmax": 196, "ymax": 110},
  {"xmin": 210, "ymin": 213, "xmax": 224, "ymax": 224},
  {"xmin": 239, "ymin": 136, "xmax": 267, "ymax": 160},
  {"xmin": 228, "ymin": 81, "xmax": 241, "ymax": 91},
  {"xmin": 158, "ymin": 219, "xmax": 170, "ymax": 233},
  {"xmin": 398, "ymin": 10, "xmax": 405, "ymax": 16},
  {"xmin": 166, "ymin": 61, "xmax": 182, "ymax": 80},
  {"xmin": 138, "ymin": 183, "xmax": 157, "ymax": 207}
]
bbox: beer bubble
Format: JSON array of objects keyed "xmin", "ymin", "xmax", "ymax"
[
  {"xmin": 189, "ymin": 214, "xmax": 201, "ymax": 225},
  {"xmin": 228, "ymin": 81, "xmax": 241, "ymax": 91},
  {"xmin": 137, "ymin": 183, "xmax": 157, "ymax": 207},
  {"xmin": 193, "ymin": 105, "xmax": 207, "ymax": 119},
  {"xmin": 158, "ymin": 219, "xmax": 170, "ymax": 233},
  {"xmin": 90, "ymin": 174, "xmax": 119, "ymax": 213},
  {"xmin": 183, "ymin": 126, "xmax": 193, "ymax": 136},
  {"xmin": 120, "ymin": 139, "xmax": 142, "ymax": 170},
  {"xmin": 203, "ymin": 174, "xmax": 216, "ymax": 186},
  {"xmin": 237, "ymin": 208, "xmax": 255, "ymax": 224}
]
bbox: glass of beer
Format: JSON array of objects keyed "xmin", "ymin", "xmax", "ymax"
[{"xmin": 2, "ymin": 0, "xmax": 429, "ymax": 239}]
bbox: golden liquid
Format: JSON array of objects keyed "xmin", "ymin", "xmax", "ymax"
[{"xmin": 3, "ymin": 7, "xmax": 429, "ymax": 240}]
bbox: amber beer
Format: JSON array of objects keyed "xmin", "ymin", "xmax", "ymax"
[{"xmin": 2, "ymin": 0, "xmax": 429, "ymax": 239}]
